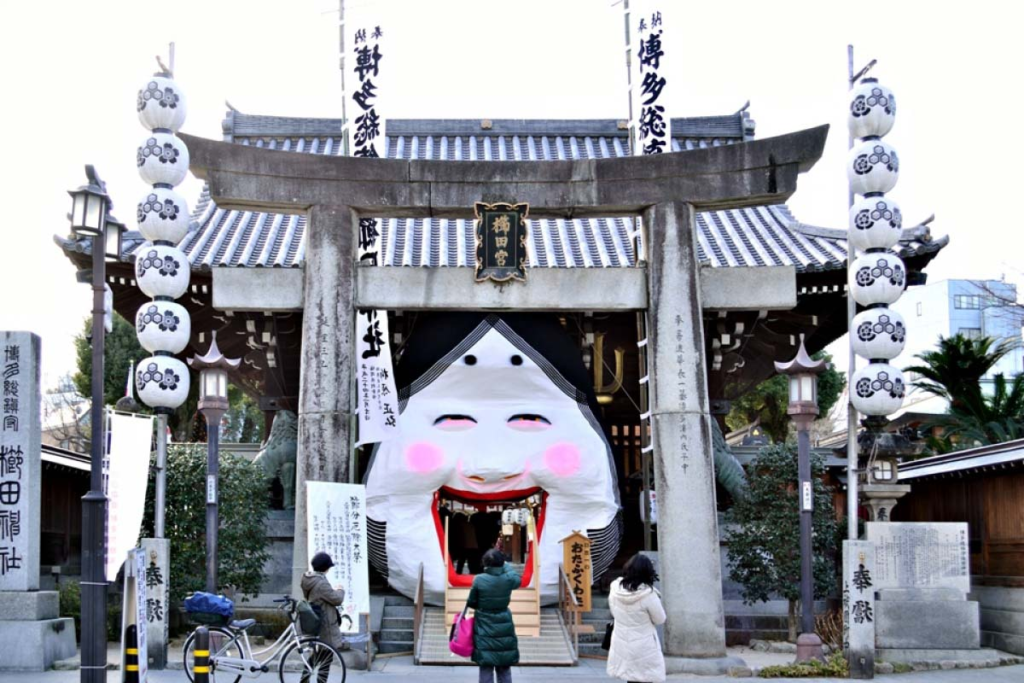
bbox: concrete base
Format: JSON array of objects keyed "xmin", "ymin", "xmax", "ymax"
[
  {"xmin": 664, "ymin": 654, "xmax": 747, "ymax": 676},
  {"xmin": 0, "ymin": 617, "xmax": 77, "ymax": 671},
  {"xmin": 795, "ymin": 633, "xmax": 824, "ymax": 662},
  {"xmin": 877, "ymin": 647, "xmax": 1013, "ymax": 665},
  {"xmin": 876, "ymin": 599, "xmax": 981, "ymax": 650},
  {"xmin": 0, "ymin": 590, "xmax": 59, "ymax": 620}
]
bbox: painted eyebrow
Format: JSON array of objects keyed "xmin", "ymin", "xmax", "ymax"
[
  {"xmin": 433, "ymin": 414, "xmax": 478, "ymax": 426},
  {"xmin": 507, "ymin": 414, "xmax": 551, "ymax": 424}
]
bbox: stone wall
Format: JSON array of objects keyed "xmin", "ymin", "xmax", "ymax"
[{"xmin": 970, "ymin": 584, "xmax": 1024, "ymax": 656}]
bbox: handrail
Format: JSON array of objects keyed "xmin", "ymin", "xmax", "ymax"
[
  {"xmin": 413, "ymin": 562, "xmax": 425, "ymax": 662},
  {"xmin": 558, "ymin": 564, "xmax": 581, "ymax": 660}
]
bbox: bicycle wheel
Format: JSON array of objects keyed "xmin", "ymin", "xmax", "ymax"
[
  {"xmin": 183, "ymin": 626, "xmax": 244, "ymax": 683},
  {"xmin": 278, "ymin": 637, "xmax": 346, "ymax": 683}
]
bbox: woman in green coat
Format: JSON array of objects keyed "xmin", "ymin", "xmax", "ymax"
[{"xmin": 467, "ymin": 548, "xmax": 521, "ymax": 683}]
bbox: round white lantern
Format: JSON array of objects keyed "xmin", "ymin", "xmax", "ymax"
[
  {"xmin": 135, "ymin": 244, "xmax": 190, "ymax": 299},
  {"xmin": 852, "ymin": 308, "xmax": 906, "ymax": 360},
  {"xmin": 849, "ymin": 195, "xmax": 902, "ymax": 252},
  {"xmin": 137, "ymin": 76, "xmax": 187, "ymax": 133},
  {"xmin": 851, "ymin": 363, "xmax": 905, "ymax": 416},
  {"xmin": 848, "ymin": 78, "xmax": 896, "ymax": 139},
  {"xmin": 137, "ymin": 187, "xmax": 190, "ymax": 244},
  {"xmin": 136, "ymin": 355, "xmax": 191, "ymax": 410},
  {"xmin": 137, "ymin": 132, "xmax": 190, "ymax": 187},
  {"xmin": 136, "ymin": 301, "xmax": 191, "ymax": 354},
  {"xmin": 850, "ymin": 252, "xmax": 906, "ymax": 306},
  {"xmin": 847, "ymin": 139, "xmax": 899, "ymax": 195}
]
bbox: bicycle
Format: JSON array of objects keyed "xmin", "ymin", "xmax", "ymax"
[{"xmin": 183, "ymin": 596, "xmax": 347, "ymax": 683}]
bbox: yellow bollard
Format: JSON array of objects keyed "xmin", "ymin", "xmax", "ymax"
[
  {"xmin": 124, "ymin": 624, "xmax": 139, "ymax": 683},
  {"xmin": 193, "ymin": 626, "xmax": 210, "ymax": 683}
]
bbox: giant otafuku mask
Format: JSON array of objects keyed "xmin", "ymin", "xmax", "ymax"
[{"xmin": 365, "ymin": 313, "xmax": 621, "ymax": 605}]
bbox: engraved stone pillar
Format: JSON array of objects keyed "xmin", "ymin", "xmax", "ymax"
[
  {"xmin": 644, "ymin": 203, "xmax": 728, "ymax": 660},
  {"xmin": 0, "ymin": 332, "xmax": 76, "ymax": 671},
  {"xmin": 140, "ymin": 538, "xmax": 170, "ymax": 669},
  {"xmin": 291, "ymin": 205, "xmax": 356, "ymax": 595}
]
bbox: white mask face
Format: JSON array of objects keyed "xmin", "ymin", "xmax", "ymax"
[{"xmin": 366, "ymin": 326, "xmax": 620, "ymax": 604}]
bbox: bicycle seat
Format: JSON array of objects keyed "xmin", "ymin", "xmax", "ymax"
[{"xmin": 230, "ymin": 618, "xmax": 257, "ymax": 630}]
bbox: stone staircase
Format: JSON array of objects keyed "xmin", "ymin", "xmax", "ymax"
[
  {"xmin": 378, "ymin": 595, "xmax": 415, "ymax": 654},
  {"xmin": 416, "ymin": 606, "xmax": 575, "ymax": 665}
]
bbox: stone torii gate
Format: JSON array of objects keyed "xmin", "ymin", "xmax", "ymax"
[{"xmin": 183, "ymin": 124, "xmax": 828, "ymax": 665}]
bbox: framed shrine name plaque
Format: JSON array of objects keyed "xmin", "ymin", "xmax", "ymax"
[{"xmin": 474, "ymin": 201, "xmax": 529, "ymax": 283}]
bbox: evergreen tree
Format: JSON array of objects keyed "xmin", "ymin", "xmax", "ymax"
[{"xmin": 725, "ymin": 443, "xmax": 840, "ymax": 641}]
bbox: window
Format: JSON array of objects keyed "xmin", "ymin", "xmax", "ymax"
[
  {"xmin": 917, "ymin": 302, "xmax": 923, "ymax": 317},
  {"xmin": 959, "ymin": 327, "xmax": 982, "ymax": 340},
  {"xmin": 872, "ymin": 460, "xmax": 894, "ymax": 482},
  {"xmin": 954, "ymin": 294, "xmax": 982, "ymax": 309}
]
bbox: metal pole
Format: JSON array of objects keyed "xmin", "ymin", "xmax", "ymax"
[
  {"xmin": 798, "ymin": 420, "xmax": 814, "ymax": 634},
  {"xmin": 80, "ymin": 236, "xmax": 108, "ymax": 683},
  {"xmin": 154, "ymin": 413, "xmax": 168, "ymax": 538},
  {"xmin": 205, "ymin": 409, "xmax": 224, "ymax": 593},
  {"xmin": 846, "ymin": 44, "xmax": 860, "ymax": 541}
]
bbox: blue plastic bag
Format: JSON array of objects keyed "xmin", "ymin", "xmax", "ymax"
[{"xmin": 183, "ymin": 591, "xmax": 235, "ymax": 618}]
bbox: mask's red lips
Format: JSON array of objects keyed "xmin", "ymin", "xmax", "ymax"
[{"xmin": 432, "ymin": 488, "xmax": 547, "ymax": 589}]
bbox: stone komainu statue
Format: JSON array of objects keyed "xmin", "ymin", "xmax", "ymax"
[{"xmin": 253, "ymin": 410, "xmax": 298, "ymax": 509}]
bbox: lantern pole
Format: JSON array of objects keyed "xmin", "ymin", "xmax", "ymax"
[
  {"xmin": 776, "ymin": 335, "xmax": 829, "ymax": 662},
  {"xmin": 189, "ymin": 332, "xmax": 240, "ymax": 593}
]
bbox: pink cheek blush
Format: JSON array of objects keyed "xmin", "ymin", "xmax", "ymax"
[
  {"xmin": 544, "ymin": 443, "xmax": 581, "ymax": 477},
  {"xmin": 405, "ymin": 442, "xmax": 445, "ymax": 473}
]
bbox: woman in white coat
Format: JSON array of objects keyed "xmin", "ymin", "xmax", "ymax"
[{"xmin": 607, "ymin": 554, "xmax": 667, "ymax": 683}]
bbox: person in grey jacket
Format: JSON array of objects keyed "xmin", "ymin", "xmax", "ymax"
[{"xmin": 300, "ymin": 552, "xmax": 347, "ymax": 651}]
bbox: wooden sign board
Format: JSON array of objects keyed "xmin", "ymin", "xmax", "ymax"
[
  {"xmin": 560, "ymin": 530, "xmax": 592, "ymax": 612},
  {"xmin": 474, "ymin": 202, "xmax": 529, "ymax": 283}
]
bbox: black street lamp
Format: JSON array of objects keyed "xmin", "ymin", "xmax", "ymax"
[
  {"xmin": 68, "ymin": 165, "xmax": 123, "ymax": 683},
  {"xmin": 774, "ymin": 334, "xmax": 829, "ymax": 663},
  {"xmin": 188, "ymin": 332, "xmax": 240, "ymax": 593}
]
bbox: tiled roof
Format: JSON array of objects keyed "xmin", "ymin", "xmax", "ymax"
[{"xmin": 59, "ymin": 113, "xmax": 947, "ymax": 272}]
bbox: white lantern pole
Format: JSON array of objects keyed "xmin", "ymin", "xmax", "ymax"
[
  {"xmin": 845, "ymin": 59, "xmax": 907, "ymax": 494},
  {"xmin": 133, "ymin": 62, "xmax": 193, "ymax": 537}
]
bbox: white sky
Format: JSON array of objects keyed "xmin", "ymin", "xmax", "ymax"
[{"xmin": 1, "ymin": 0, "xmax": 1022, "ymax": 389}]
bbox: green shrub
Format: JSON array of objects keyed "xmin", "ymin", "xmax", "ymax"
[
  {"xmin": 141, "ymin": 444, "xmax": 271, "ymax": 605},
  {"xmin": 59, "ymin": 580, "xmax": 81, "ymax": 641},
  {"xmin": 760, "ymin": 651, "xmax": 849, "ymax": 678}
]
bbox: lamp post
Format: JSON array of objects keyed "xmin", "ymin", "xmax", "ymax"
[
  {"xmin": 775, "ymin": 334, "xmax": 828, "ymax": 662},
  {"xmin": 69, "ymin": 165, "xmax": 124, "ymax": 683},
  {"xmin": 189, "ymin": 332, "xmax": 240, "ymax": 593}
]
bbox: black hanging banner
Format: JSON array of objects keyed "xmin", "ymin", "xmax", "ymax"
[{"xmin": 474, "ymin": 202, "xmax": 529, "ymax": 283}]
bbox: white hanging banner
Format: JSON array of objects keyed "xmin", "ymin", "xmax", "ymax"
[
  {"xmin": 628, "ymin": 2, "xmax": 671, "ymax": 156},
  {"xmin": 307, "ymin": 482, "xmax": 370, "ymax": 633},
  {"xmin": 345, "ymin": 18, "xmax": 386, "ymax": 267},
  {"xmin": 355, "ymin": 310, "xmax": 400, "ymax": 445},
  {"xmin": 104, "ymin": 411, "xmax": 154, "ymax": 581}
]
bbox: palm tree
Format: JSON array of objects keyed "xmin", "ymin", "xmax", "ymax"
[
  {"xmin": 906, "ymin": 334, "xmax": 1023, "ymax": 452},
  {"xmin": 905, "ymin": 335, "xmax": 1017, "ymax": 414}
]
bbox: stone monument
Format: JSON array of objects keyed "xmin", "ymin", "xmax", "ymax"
[
  {"xmin": 0, "ymin": 332, "xmax": 76, "ymax": 671},
  {"xmin": 867, "ymin": 522, "xmax": 981, "ymax": 663}
]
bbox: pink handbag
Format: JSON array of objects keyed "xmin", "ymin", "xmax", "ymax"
[{"xmin": 448, "ymin": 605, "xmax": 474, "ymax": 657}]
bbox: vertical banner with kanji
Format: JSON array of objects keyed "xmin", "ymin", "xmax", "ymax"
[
  {"xmin": 104, "ymin": 411, "xmax": 155, "ymax": 581},
  {"xmin": 120, "ymin": 548, "xmax": 149, "ymax": 682},
  {"xmin": 345, "ymin": 20, "xmax": 386, "ymax": 266},
  {"xmin": 560, "ymin": 531, "xmax": 593, "ymax": 612},
  {"xmin": 628, "ymin": 3, "xmax": 671, "ymax": 156},
  {"xmin": 307, "ymin": 482, "xmax": 370, "ymax": 633},
  {"xmin": 355, "ymin": 310, "xmax": 400, "ymax": 445},
  {"xmin": 0, "ymin": 332, "xmax": 40, "ymax": 591}
]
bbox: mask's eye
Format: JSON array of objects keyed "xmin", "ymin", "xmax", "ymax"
[
  {"xmin": 507, "ymin": 414, "xmax": 552, "ymax": 432},
  {"xmin": 433, "ymin": 415, "xmax": 477, "ymax": 432}
]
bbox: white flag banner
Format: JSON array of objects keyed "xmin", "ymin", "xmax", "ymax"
[
  {"xmin": 345, "ymin": 18, "xmax": 386, "ymax": 266},
  {"xmin": 104, "ymin": 411, "xmax": 154, "ymax": 581},
  {"xmin": 356, "ymin": 310, "xmax": 400, "ymax": 445},
  {"xmin": 307, "ymin": 482, "xmax": 370, "ymax": 633},
  {"xmin": 628, "ymin": 2, "xmax": 671, "ymax": 156}
]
